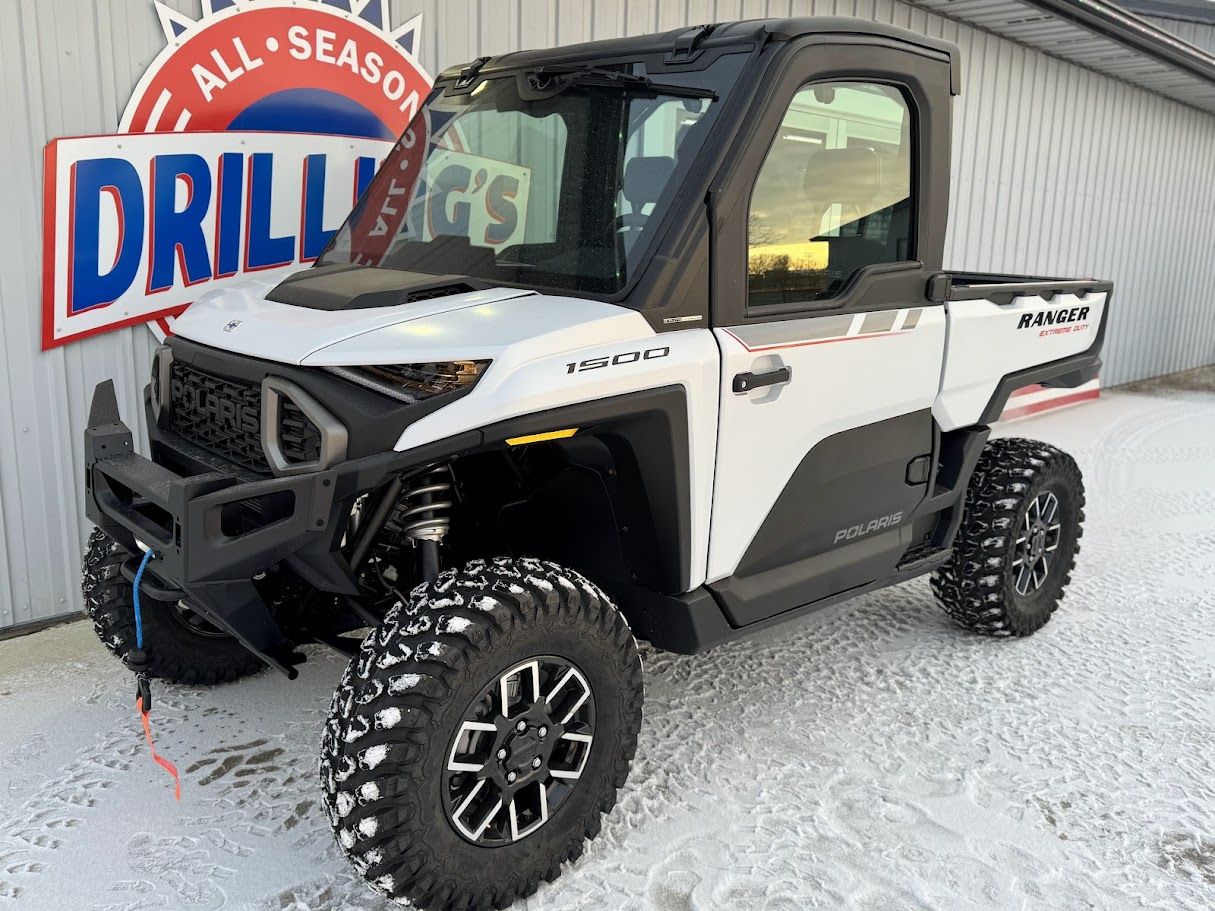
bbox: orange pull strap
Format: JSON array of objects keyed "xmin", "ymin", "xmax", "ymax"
[{"xmin": 137, "ymin": 696, "xmax": 182, "ymax": 801}]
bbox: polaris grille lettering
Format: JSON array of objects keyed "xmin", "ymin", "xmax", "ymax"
[{"xmin": 171, "ymin": 378, "xmax": 259, "ymax": 435}]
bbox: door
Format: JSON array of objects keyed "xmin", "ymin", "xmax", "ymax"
[{"xmin": 706, "ymin": 53, "xmax": 953, "ymax": 626}]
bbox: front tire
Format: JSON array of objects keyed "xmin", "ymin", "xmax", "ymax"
[
  {"xmin": 81, "ymin": 527, "xmax": 264, "ymax": 684},
  {"xmin": 932, "ymin": 438, "xmax": 1085, "ymax": 636},
  {"xmin": 320, "ymin": 557, "xmax": 643, "ymax": 911}
]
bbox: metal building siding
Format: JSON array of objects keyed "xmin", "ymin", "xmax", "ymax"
[
  {"xmin": 1, "ymin": 0, "xmax": 1214, "ymax": 630},
  {"xmin": 1144, "ymin": 14, "xmax": 1215, "ymax": 56}
]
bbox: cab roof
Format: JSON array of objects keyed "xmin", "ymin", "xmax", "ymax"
[{"xmin": 439, "ymin": 17, "xmax": 963, "ymax": 95}]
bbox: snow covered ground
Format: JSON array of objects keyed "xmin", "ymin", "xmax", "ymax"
[{"xmin": 0, "ymin": 382, "xmax": 1212, "ymax": 911}]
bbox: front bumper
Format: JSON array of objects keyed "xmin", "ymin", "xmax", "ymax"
[{"xmin": 84, "ymin": 380, "xmax": 476, "ymax": 676}]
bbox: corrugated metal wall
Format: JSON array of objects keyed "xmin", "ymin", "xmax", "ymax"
[
  {"xmin": 2, "ymin": 0, "xmax": 1214, "ymax": 630},
  {"xmin": 1143, "ymin": 13, "xmax": 1215, "ymax": 55}
]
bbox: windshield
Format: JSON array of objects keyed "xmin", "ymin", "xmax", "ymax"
[{"xmin": 318, "ymin": 55, "xmax": 743, "ymax": 297}]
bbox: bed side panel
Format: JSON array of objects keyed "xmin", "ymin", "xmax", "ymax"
[{"xmin": 935, "ymin": 290, "xmax": 1108, "ymax": 430}]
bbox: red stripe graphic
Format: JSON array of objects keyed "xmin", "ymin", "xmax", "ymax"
[
  {"xmin": 721, "ymin": 326, "xmax": 909, "ymax": 353},
  {"xmin": 1000, "ymin": 388, "xmax": 1099, "ymax": 422}
]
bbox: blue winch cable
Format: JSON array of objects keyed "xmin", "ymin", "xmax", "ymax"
[
  {"xmin": 128, "ymin": 546, "xmax": 181, "ymax": 799},
  {"xmin": 132, "ymin": 547, "xmax": 156, "ymax": 649}
]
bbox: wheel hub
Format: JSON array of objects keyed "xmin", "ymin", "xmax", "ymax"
[
  {"xmin": 488, "ymin": 707, "xmax": 559, "ymax": 792},
  {"xmin": 443, "ymin": 656, "xmax": 596, "ymax": 846},
  {"xmin": 1013, "ymin": 491, "xmax": 1062, "ymax": 596}
]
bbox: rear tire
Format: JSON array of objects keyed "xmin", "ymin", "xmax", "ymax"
[
  {"xmin": 320, "ymin": 557, "xmax": 643, "ymax": 911},
  {"xmin": 81, "ymin": 527, "xmax": 264, "ymax": 684},
  {"xmin": 931, "ymin": 437, "xmax": 1085, "ymax": 636}
]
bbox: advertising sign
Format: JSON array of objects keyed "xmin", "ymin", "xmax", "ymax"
[
  {"xmin": 420, "ymin": 149, "xmax": 532, "ymax": 250},
  {"xmin": 42, "ymin": 0, "xmax": 431, "ymax": 349}
]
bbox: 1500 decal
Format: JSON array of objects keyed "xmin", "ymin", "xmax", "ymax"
[{"xmin": 565, "ymin": 347, "xmax": 670, "ymax": 374}]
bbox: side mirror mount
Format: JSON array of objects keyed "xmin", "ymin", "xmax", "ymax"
[{"xmin": 925, "ymin": 272, "xmax": 950, "ymax": 303}]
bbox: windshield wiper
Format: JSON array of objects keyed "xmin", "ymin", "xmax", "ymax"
[{"xmin": 528, "ymin": 65, "xmax": 716, "ymax": 100}]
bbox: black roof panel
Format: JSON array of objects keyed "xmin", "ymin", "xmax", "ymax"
[{"xmin": 439, "ymin": 17, "xmax": 961, "ymax": 92}]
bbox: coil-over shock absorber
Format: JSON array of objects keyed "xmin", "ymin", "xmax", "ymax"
[{"xmin": 389, "ymin": 466, "xmax": 453, "ymax": 582}]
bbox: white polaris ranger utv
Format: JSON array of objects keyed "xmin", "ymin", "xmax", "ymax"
[{"xmin": 82, "ymin": 17, "xmax": 1111, "ymax": 910}]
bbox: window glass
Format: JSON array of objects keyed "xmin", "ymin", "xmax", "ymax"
[
  {"xmin": 616, "ymin": 96, "xmax": 713, "ymax": 256},
  {"xmin": 431, "ymin": 106, "xmax": 567, "ymax": 247},
  {"xmin": 747, "ymin": 82, "xmax": 913, "ymax": 308},
  {"xmin": 320, "ymin": 52, "xmax": 745, "ymax": 297}
]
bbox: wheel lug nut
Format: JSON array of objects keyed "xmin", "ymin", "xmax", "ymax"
[
  {"xmin": 538, "ymin": 726, "xmax": 548, "ymax": 738},
  {"xmin": 532, "ymin": 757, "xmax": 542, "ymax": 769},
  {"xmin": 515, "ymin": 720, "xmax": 527, "ymax": 732},
  {"xmin": 506, "ymin": 771, "xmax": 517, "ymax": 783},
  {"xmin": 497, "ymin": 748, "xmax": 507, "ymax": 760}
]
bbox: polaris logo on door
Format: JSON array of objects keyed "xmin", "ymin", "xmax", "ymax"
[
  {"xmin": 41, "ymin": 0, "xmax": 431, "ymax": 349},
  {"xmin": 834, "ymin": 511, "xmax": 904, "ymax": 544}
]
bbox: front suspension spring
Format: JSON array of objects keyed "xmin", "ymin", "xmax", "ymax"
[{"xmin": 391, "ymin": 467, "xmax": 453, "ymax": 544}]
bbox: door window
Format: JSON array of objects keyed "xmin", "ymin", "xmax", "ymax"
[{"xmin": 747, "ymin": 82, "xmax": 914, "ymax": 308}]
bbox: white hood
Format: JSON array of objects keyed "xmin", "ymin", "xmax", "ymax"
[
  {"xmin": 170, "ymin": 275, "xmax": 647, "ymax": 367},
  {"xmin": 170, "ymin": 275, "xmax": 542, "ymax": 365}
]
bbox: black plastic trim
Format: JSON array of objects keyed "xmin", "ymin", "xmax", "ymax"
[
  {"xmin": 419, "ymin": 20, "xmax": 958, "ymax": 333},
  {"xmin": 714, "ymin": 410, "xmax": 934, "ymax": 626},
  {"xmin": 948, "ymin": 275, "xmax": 1114, "ymax": 307},
  {"xmin": 978, "ymin": 285, "xmax": 1113, "ymax": 424},
  {"xmin": 479, "ymin": 386, "xmax": 693, "ymax": 594},
  {"xmin": 732, "ymin": 366, "xmax": 791, "ymax": 393},
  {"xmin": 166, "ymin": 337, "xmax": 478, "ymax": 466},
  {"xmin": 267, "ymin": 263, "xmax": 496, "ymax": 311},
  {"xmin": 710, "ymin": 37, "xmax": 954, "ymax": 327},
  {"xmin": 85, "ymin": 380, "xmax": 484, "ymax": 675},
  {"xmin": 86, "ymin": 381, "xmax": 694, "ymax": 671},
  {"xmin": 627, "ymin": 422, "xmax": 989, "ymax": 654}
]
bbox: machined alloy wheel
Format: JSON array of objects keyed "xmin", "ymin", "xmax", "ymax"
[
  {"xmin": 932, "ymin": 437, "xmax": 1085, "ymax": 637},
  {"xmin": 1012, "ymin": 491, "xmax": 1061, "ymax": 595},
  {"xmin": 320, "ymin": 557, "xmax": 643, "ymax": 911},
  {"xmin": 444, "ymin": 656, "xmax": 596, "ymax": 846}
]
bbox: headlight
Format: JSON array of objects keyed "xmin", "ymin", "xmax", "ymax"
[{"xmin": 326, "ymin": 360, "xmax": 490, "ymax": 404}]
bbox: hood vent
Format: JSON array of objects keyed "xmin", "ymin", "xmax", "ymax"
[
  {"xmin": 405, "ymin": 283, "xmax": 478, "ymax": 303},
  {"xmin": 267, "ymin": 264, "xmax": 489, "ymax": 311}
]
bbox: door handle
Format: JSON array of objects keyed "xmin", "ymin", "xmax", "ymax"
[{"xmin": 732, "ymin": 366, "xmax": 791, "ymax": 394}]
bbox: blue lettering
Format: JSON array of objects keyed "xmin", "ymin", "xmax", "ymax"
[
  {"xmin": 355, "ymin": 155, "xmax": 377, "ymax": 200},
  {"xmin": 300, "ymin": 154, "xmax": 338, "ymax": 261},
  {"xmin": 148, "ymin": 153, "xmax": 212, "ymax": 293},
  {"xmin": 69, "ymin": 158, "xmax": 144, "ymax": 313},
  {"xmin": 214, "ymin": 152, "xmax": 244, "ymax": 278},
  {"xmin": 244, "ymin": 152, "xmax": 294, "ymax": 270}
]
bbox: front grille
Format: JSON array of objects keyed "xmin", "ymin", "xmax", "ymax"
[
  {"xmin": 278, "ymin": 399, "xmax": 322, "ymax": 464},
  {"xmin": 168, "ymin": 362, "xmax": 270, "ymax": 473}
]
